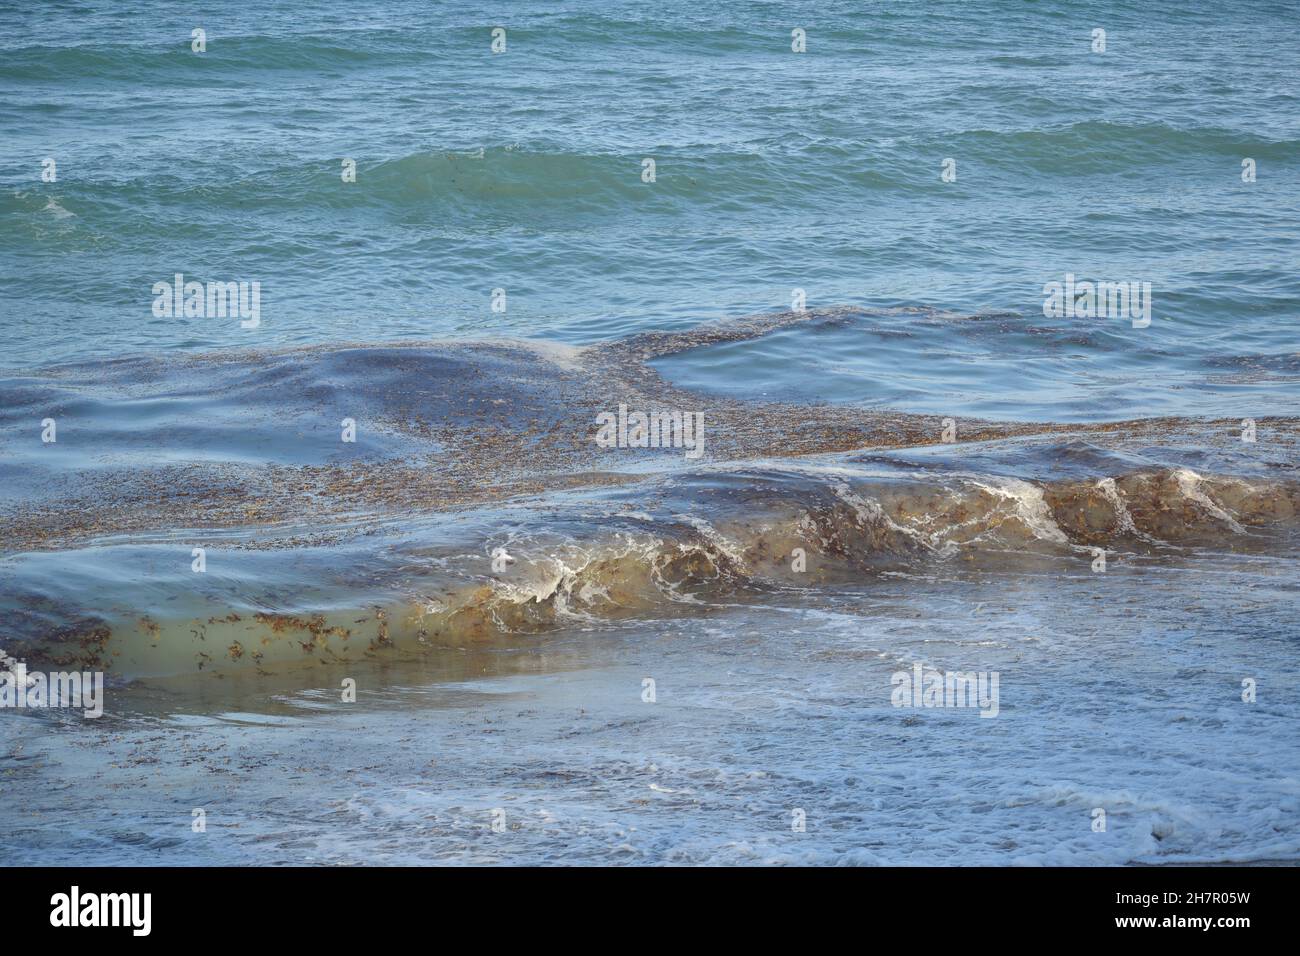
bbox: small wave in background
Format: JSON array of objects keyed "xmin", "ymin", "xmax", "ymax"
[{"xmin": 1, "ymin": 1, "xmax": 1297, "ymax": 365}]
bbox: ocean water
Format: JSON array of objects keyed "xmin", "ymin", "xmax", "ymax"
[{"xmin": 1, "ymin": 1, "xmax": 1298, "ymax": 865}]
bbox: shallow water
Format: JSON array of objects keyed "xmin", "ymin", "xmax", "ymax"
[
  {"xmin": 4, "ymin": 554, "xmax": 1298, "ymax": 866},
  {"xmin": 1, "ymin": 1, "xmax": 1298, "ymax": 865},
  {"xmin": 653, "ymin": 310, "xmax": 1300, "ymax": 422}
]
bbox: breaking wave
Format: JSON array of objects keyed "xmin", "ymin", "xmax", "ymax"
[{"xmin": 4, "ymin": 460, "xmax": 1295, "ymax": 676}]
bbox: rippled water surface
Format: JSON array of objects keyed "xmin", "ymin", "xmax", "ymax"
[
  {"xmin": 1, "ymin": 1, "xmax": 1298, "ymax": 865},
  {"xmin": 2, "ymin": 0, "xmax": 1298, "ymax": 375}
]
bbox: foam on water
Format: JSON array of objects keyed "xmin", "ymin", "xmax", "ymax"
[
  {"xmin": 4, "ymin": 554, "xmax": 1297, "ymax": 865},
  {"xmin": 2, "ymin": 314, "xmax": 1296, "ymax": 678}
]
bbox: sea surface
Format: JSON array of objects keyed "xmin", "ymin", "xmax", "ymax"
[{"xmin": 1, "ymin": 1, "xmax": 1298, "ymax": 865}]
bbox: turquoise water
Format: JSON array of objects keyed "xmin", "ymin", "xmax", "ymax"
[
  {"xmin": 2, "ymin": 2, "xmax": 1299, "ymax": 866},
  {"xmin": 3, "ymin": 1, "xmax": 1298, "ymax": 396}
]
